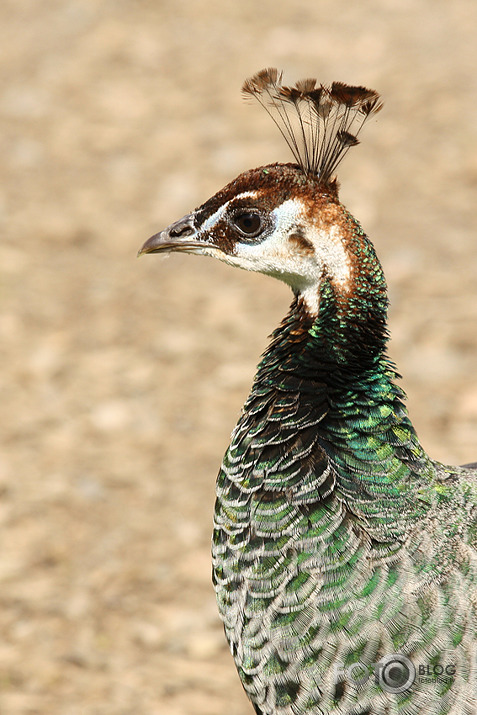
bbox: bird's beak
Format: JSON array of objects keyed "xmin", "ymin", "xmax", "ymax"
[{"xmin": 138, "ymin": 213, "xmax": 215, "ymax": 257}]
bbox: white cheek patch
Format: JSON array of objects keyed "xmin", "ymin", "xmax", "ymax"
[
  {"xmin": 272, "ymin": 198, "xmax": 303, "ymax": 232},
  {"xmin": 295, "ymin": 226, "xmax": 350, "ymax": 314},
  {"xmin": 233, "ymin": 198, "xmax": 351, "ymax": 316},
  {"xmin": 316, "ymin": 224, "xmax": 351, "ymax": 289},
  {"xmin": 234, "ymin": 198, "xmax": 309, "ymax": 276}
]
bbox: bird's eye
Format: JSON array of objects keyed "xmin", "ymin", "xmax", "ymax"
[{"xmin": 232, "ymin": 211, "xmax": 263, "ymax": 237}]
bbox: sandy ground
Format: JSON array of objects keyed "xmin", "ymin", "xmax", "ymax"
[{"xmin": 1, "ymin": 1, "xmax": 477, "ymax": 713}]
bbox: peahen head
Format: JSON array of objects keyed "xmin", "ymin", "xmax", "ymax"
[{"xmin": 139, "ymin": 69, "xmax": 383, "ymax": 323}]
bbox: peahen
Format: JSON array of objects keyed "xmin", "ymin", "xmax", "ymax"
[{"xmin": 139, "ymin": 69, "xmax": 477, "ymax": 714}]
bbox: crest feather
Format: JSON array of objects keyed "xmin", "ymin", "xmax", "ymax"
[{"xmin": 242, "ymin": 68, "xmax": 382, "ymax": 183}]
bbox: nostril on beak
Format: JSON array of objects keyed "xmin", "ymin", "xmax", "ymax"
[
  {"xmin": 168, "ymin": 217, "xmax": 195, "ymax": 238},
  {"xmin": 138, "ymin": 212, "xmax": 199, "ymax": 256}
]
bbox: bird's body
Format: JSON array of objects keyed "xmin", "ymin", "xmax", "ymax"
[{"xmin": 140, "ymin": 70, "xmax": 477, "ymax": 714}]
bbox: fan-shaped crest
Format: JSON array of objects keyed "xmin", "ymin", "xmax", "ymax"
[{"xmin": 242, "ymin": 68, "xmax": 382, "ymax": 183}]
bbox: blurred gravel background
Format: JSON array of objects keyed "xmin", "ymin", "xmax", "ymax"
[{"xmin": 1, "ymin": 1, "xmax": 476, "ymax": 713}]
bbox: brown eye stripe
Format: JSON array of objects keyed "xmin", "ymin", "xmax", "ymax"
[{"xmin": 289, "ymin": 231, "xmax": 314, "ymax": 255}]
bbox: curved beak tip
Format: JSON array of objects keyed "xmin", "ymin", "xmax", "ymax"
[{"xmin": 137, "ymin": 232, "xmax": 163, "ymax": 257}]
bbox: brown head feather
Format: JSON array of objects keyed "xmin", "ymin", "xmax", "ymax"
[
  {"xmin": 242, "ymin": 67, "xmax": 281, "ymax": 95},
  {"xmin": 243, "ymin": 68, "xmax": 382, "ymax": 184},
  {"xmin": 294, "ymin": 78, "xmax": 317, "ymax": 94},
  {"xmin": 329, "ymin": 82, "xmax": 378, "ymax": 106}
]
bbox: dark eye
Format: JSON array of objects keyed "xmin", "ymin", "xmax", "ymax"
[{"xmin": 233, "ymin": 211, "xmax": 263, "ymax": 237}]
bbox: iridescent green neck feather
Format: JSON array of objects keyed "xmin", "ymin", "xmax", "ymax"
[
  {"xmin": 251, "ymin": 212, "xmax": 433, "ymax": 538},
  {"xmin": 311, "ymin": 211, "xmax": 389, "ymax": 367}
]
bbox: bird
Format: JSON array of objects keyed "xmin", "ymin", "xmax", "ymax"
[{"xmin": 139, "ymin": 69, "xmax": 477, "ymax": 714}]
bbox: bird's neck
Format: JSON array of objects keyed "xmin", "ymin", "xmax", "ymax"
[
  {"xmin": 260, "ymin": 215, "xmax": 391, "ymax": 378},
  {"xmin": 312, "ymin": 210, "xmax": 389, "ymax": 367},
  {"xmin": 252, "ymin": 221, "xmax": 432, "ymax": 502},
  {"xmin": 257, "ymin": 287, "xmax": 397, "ymax": 416}
]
